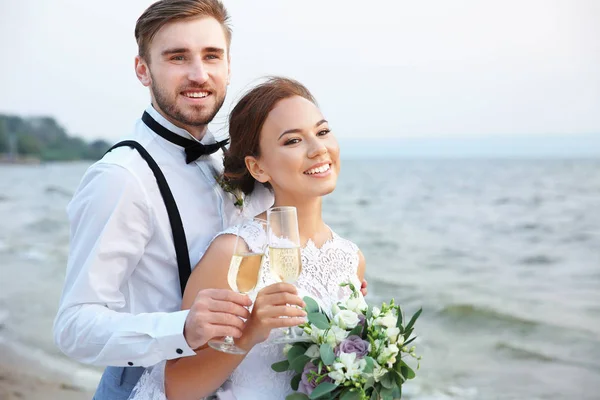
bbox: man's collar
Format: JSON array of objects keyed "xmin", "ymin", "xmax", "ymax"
[{"xmin": 145, "ymin": 105, "xmax": 215, "ymax": 145}]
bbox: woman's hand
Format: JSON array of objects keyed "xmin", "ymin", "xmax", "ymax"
[{"xmin": 240, "ymin": 283, "xmax": 306, "ymax": 349}]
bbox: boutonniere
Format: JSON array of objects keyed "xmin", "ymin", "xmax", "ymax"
[{"xmin": 215, "ymin": 174, "xmax": 244, "ymax": 209}]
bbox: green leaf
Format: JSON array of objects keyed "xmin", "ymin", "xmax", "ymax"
[
  {"xmin": 363, "ymin": 356, "xmax": 375, "ymax": 374},
  {"xmin": 271, "ymin": 359, "xmax": 290, "ymax": 372},
  {"xmin": 396, "ymin": 306, "xmax": 403, "ymax": 329},
  {"xmin": 291, "ymin": 373, "xmax": 302, "ymax": 391},
  {"xmin": 288, "ymin": 344, "xmax": 307, "ymax": 363},
  {"xmin": 380, "ymin": 385, "xmax": 397, "ymax": 400},
  {"xmin": 286, "ymin": 394, "xmax": 310, "ymax": 400},
  {"xmin": 403, "ymin": 328, "xmax": 414, "ymax": 341},
  {"xmin": 380, "ymin": 372, "xmax": 396, "ymax": 389},
  {"xmin": 309, "ymin": 382, "xmax": 338, "ymax": 399},
  {"xmin": 401, "ymin": 363, "xmax": 416, "ymax": 380},
  {"xmin": 369, "ymin": 390, "xmax": 378, "ymax": 400},
  {"xmin": 303, "ymin": 296, "xmax": 321, "ymax": 314},
  {"xmin": 340, "ymin": 388, "xmax": 362, "ymax": 400},
  {"xmin": 290, "ymin": 355, "xmax": 311, "ymax": 374},
  {"xmin": 392, "ymin": 369, "xmax": 405, "ymax": 388},
  {"xmin": 403, "ymin": 336, "xmax": 416, "ymax": 347},
  {"xmin": 404, "ymin": 308, "xmax": 422, "ymax": 332},
  {"xmin": 320, "ymin": 343, "xmax": 336, "ymax": 366},
  {"xmin": 366, "ymin": 307, "xmax": 373, "ymax": 321},
  {"xmin": 308, "ymin": 313, "xmax": 330, "ymax": 330},
  {"xmin": 348, "ymin": 324, "xmax": 363, "ymax": 337}
]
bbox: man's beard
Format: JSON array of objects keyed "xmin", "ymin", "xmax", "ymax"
[{"xmin": 150, "ymin": 75, "xmax": 226, "ymax": 127}]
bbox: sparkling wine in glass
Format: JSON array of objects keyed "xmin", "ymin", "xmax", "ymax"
[
  {"xmin": 208, "ymin": 219, "xmax": 266, "ymax": 354},
  {"xmin": 267, "ymin": 206, "xmax": 306, "ymax": 344}
]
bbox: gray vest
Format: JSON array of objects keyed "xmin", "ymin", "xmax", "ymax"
[{"xmin": 93, "ymin": 366, "xmax": 145, "ymax": 400}]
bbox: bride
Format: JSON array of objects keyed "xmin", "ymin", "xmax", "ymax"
[{"xmin": 130, "ymin": 76, "xmax": 367, "ymax": 400}]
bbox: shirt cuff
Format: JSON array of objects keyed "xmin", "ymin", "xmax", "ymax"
[{"xmin": 155, "ymin": 310, "xmax": 196, "ymax": 359}]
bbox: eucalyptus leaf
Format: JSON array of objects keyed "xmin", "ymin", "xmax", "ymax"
[
  {"xmin": 380, "ymin": 372, "xmax": 395, "ymax": 389},
  {"xmin": 288, "ymin": 344, "xmax": 307, "ymax": 363},
  {"xmin": 303, "ymin": 296, "xmax": 321, "ymax": 314},
  {"xmin": 363, "ymin": 356, "xmax": 375, "ymax": 374},
  {"xmin": 286, "ymin": 393, "xmax": 310, "ymax": 400},
  {"xmin": 380, "ymin": 386, "xmax": 396, "ymax": 400},
  {"xmin": 290, "ymin": 355, "xmax": 311, "ymax": 374},
  {"xmin": 309, "ymin": 382, "xmax": 338, "ymax": 399},
  {"xmin": 291, "ymin": 373, "xmax": 302, "ymax": 391},
  {"xmin": 401, "ymin": 363, "xmax": 416, "ymax": 380},
  {"xmin": 308, "ymin": 313, "xmax": 330, "ymax": 330},
  {"xmin": 320, "ymin": 343, "xmax": 336, "ymax": 366},
  {"xmin": 271, "ymin": 359, "xmax": 290, "ymax": 372},
  {"xmin": 340, "ymin": 388, "xmax": 362, "ymax": 400}
]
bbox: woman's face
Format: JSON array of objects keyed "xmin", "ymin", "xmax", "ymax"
[{"xmin": 247, "ymin": 95, "xmax": 340, "ymax": 200}]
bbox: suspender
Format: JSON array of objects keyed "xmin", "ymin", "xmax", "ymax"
[{"xmin": 106, "ymin": 140, "xmax": 191, "ymax": 295}]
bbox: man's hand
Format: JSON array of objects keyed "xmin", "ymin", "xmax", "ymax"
[
  {"xmin": 183, "ymin": 288, "xmax": 252, "ymax": 350},
  {"xmin": 360, "ymin": 278, "xmax": 368, "ymax": 297}
]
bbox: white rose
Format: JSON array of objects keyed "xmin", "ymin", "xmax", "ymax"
[
  {"xmin": 374, "ymin": 312, "xmax": 397, "ymax": 329},
  {"xmin": 333, "ymin": 310, "xmax": 360, "ymax": 330},
  {"xmin": 325, "ymin": 325, "xmax": 349, "ymax": 347},
  {"xmin": 372, "ymin": 306, "xmax": 381, "ymax": 318},
  {"xmin": 386, "ymin": 327, "xmax": 401, "ymax": 344},
  {"xmin": 346, "ymin": 295, "xmax": 368, "ymax": 313},
  {"xmin": 304, "ymin": 344, "xmax": 320, "ymax": 358}
]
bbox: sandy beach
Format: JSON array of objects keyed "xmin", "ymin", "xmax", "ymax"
[{"xmin": 0, "ymin": 341, "xmax": 95, "ymax": 400}]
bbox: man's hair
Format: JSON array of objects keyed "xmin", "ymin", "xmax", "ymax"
[{"xmin": 135, "ymin": 0, "xmax": 231, "ymax": 61}]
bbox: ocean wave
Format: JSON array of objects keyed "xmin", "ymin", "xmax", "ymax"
[
  {"xmin": 437, "ymin": 304, "xmax": 540, "ymax": 330},
  {"xmin": 44, "ymin": 185, "xmax": 73, "ymax": 197},
  {"xmin": 495, "ymin": 342, "xmax": 556, "ymax": 362},
  {"xmin": 519, "ymin": 255, "xmax": 557, "ymax": 265}
]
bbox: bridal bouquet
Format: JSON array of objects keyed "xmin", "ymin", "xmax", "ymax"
[{"xmin": 271, "ymin": 283, "xmax": 422, "ymax": 400}]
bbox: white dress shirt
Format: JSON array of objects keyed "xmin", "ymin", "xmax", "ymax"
[{"xmin": 53, "ymin": 105, "xmax": 273, "ymax": 367}]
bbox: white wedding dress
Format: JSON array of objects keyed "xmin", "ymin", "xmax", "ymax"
[{"xmin": 129, "ymin": 220, "xmax": 362, "ymax": 400}]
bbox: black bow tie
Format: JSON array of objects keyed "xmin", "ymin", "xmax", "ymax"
[{"xmin": 142, "ymin": 111, "xmax": 229, "ymax": 164}]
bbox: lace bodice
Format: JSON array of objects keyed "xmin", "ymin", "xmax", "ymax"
[{"xmin": 130, "ymin": 220, "xmax": 362, "ymax": 400}]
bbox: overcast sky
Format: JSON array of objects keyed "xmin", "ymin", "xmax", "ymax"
[{"xmin": 1, "ymin": 0, "xmax": 599, "ymax": 143}]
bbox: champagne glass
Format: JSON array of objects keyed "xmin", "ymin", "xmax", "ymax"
[
  {"xmin": 267, "ymin": 206, "xmax": 304, "ymax": 344},
  {"xmin": 208, "ymin": 218, "xmax": 267, "ymax": 354}
]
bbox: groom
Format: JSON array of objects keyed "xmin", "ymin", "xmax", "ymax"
[
  {"xmin": 54, "ymin": 1, "xmax": 368, "ymax": 399},
  {"xmin": 53, "ymin": 1, "xmax": 274, "ymax": 399}
]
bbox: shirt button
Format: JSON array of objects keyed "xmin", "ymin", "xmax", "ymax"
[
  {"xmin": 128, "ymin": 362, "xmax": 134, "ymax": 366},
  {"xmin": 176, "ymin": 348, "xmax": 183, "ymax": 355}
]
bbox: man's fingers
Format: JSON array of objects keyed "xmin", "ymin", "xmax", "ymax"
[
  {"xmin": 202, "ymin": 312, "xmax": 246, "ymax": 331},
  {"xmin": 209, "ymin": 325, "xmax": 244, "ymax": 339},
  {"xmin": 199, "ymin": 288, "xmax": 252, "ymax": 307},
  {"xmin": 206, "ymin": 300, "xmax": 251, "ymax": 319}
]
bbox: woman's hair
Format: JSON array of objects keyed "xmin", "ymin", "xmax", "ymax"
[
  {"xmin": 135, "ymin": 0, "xmax": 231, "ymax": 62},
  {"xmin": 223, "ymin": 76, "xmax": 318, "ymax": 195}
]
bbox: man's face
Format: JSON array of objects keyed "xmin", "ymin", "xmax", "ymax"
[{"xmin": 138, "ymin": 17, "xmax": 230, "ymax": 131}]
